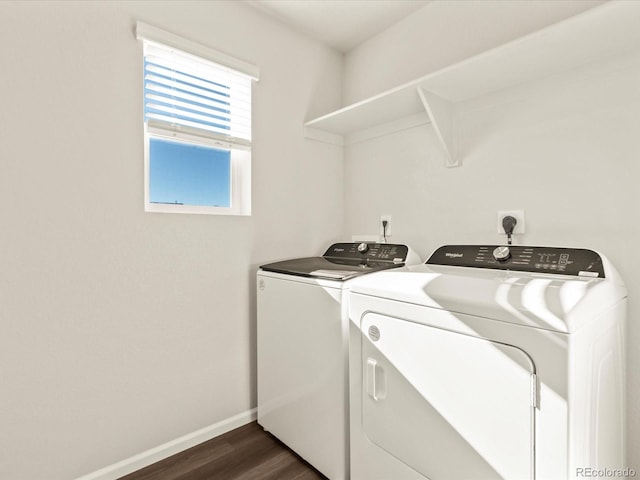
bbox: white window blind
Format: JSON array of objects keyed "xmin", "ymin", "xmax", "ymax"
[
  {"xmin": 143, "ymin": 41, "xmax": 252, "ymax": 148},
  {"xmin": 137, "ymin": 22, "xmax": 258, "ymax": 149}
]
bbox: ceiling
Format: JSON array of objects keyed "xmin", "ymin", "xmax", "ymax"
[{"xmin": 245, "ymin": 0, "xmax": 431, "ymax": 53}]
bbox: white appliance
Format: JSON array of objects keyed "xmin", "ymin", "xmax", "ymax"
[
  {"xmin": 257, "ymin": 242, "xmax": 420, "ymax": 479},
  {"xmin": 349, "ymin": 245, "xmax": 627, "ymax": 480}
]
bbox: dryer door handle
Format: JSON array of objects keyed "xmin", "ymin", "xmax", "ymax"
[{"xmin": 366, "ymin": 358, "xmax": 386, "ymax": 401}]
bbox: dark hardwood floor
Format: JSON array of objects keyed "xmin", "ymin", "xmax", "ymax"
[{"xmin": 118, "ymin": 421, "xmax": 328, "ymax": 480}]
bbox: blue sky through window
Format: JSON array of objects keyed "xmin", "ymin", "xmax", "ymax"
[{"xmin": 149, "ymin": 137, "xmax": 231, "ymax": 207}]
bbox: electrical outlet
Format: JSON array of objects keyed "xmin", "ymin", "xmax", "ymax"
[
  {"xmin": 497, "ymin": 210, "xmax": 525, "ymax": 235},
  {"xmin": 380, "ymin": 215, "xmax": 392, "ymax": 238}
]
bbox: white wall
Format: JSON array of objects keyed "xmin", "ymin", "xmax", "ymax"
[
  {"xmin": 0, "ymin": 1, "xmax": 343, "ymax": 479},
  {"xmin": 343, "ymin": 2, "xmax": 639, "ymax": 472}
]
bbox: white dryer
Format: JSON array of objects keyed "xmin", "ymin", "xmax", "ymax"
[
  {"xmin": 257, "ymin": 242, "xmax": 420, "ymax": 480},
  {"xmin": 349, "ymin": 245, "xmax": 627, "ymax": 480}
]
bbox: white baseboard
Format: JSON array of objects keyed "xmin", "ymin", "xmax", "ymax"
[{"xmin": 75, "ymin": 408, "xmax": 257, "ymax": 480}]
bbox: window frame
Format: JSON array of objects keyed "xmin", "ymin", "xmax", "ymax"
[
  {"xmin": 136, "ymin": 22, "xmax": 258, "ymax": 216},
  {"xmin": 143, "ymin": 127, "xmax": 251, "ymax": 216}
]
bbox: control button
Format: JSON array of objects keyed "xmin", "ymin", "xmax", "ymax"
[
  {"xmin": 493, "ymin": 246, "xmax": 511, "ymax": 261},
  {"xmin": 357, "ymin": 242, "xmax": 369, "ymax": 254}
]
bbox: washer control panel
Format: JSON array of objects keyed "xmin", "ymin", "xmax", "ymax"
[
  {"xmin": 427, "ymin": 245, "xmax": 605, "ymax": 278},
  {"xmin": 324, "ymin": 243, "xmax": 409, "ymax": 263}
]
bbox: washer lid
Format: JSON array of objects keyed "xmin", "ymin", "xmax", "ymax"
[
  {"xmin": 259, "ymin": 243, "xmax": 411, "ymax": 281},
  {"xmin": 259, "ymin": 256, "xmax": 404, "ymax": 281}
]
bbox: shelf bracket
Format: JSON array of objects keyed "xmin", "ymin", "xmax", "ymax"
[{"xmin": 416, "ymin": 86, "xmax": 459, "ymax": 167}]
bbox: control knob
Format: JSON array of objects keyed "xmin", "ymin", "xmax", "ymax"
[
  {"xmin": 493, "ymin": 246, "xmax": 511, "ymax": 261},
  {"xmin": 357, "ymin": 242, "xmax": 369, "ymax": 254}
]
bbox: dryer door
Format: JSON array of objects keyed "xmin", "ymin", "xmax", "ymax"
[{"xmin": 360, "ymin": 312, "xmax": 536, "ymax": 480}]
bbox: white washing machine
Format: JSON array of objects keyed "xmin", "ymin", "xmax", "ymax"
[
  {"xmin": 257, "ymin": 242, "xmax": 420, "ymax": 480},
  {"xmin": 349, "ymin": 245, "xmax": 627, "ymax": 480}
]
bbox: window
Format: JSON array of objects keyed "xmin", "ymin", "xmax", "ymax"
[{"xmin": 136, "ymin": 22, "xmax": 259, "ymax": 215}]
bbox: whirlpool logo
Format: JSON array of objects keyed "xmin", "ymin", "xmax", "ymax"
[{"xmin": 445, "ymin": 252, "xmax": 464, "ymax": 258}]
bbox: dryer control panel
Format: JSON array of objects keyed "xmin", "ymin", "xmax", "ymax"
[{"xmin": 427, "ymin": 245, "xmax": 605, "ymax": 278}]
